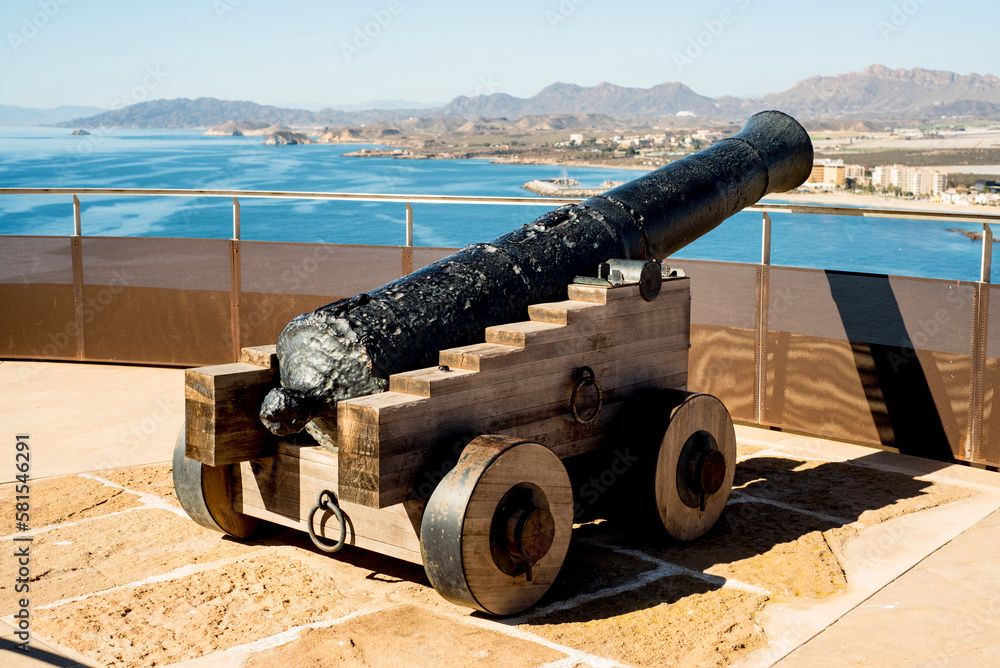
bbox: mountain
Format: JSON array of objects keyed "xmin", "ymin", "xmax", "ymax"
[
  {"xmin": 442, "ymin": 81, "xmax": 725, "ymax": 119},
  {"xmin": 0, "ymin": 104, "xmax": 105, "ymax": 126},
  {"xmin": 50, "ymin": 66, "xmax": 1000, "ymax": 129},
  {"xmin": 758, "ymin": 65, "xmax": 1000, "ymax": 119},
  {"xmin": 52, "ymin": 98, "xmax": 431, "ymax": 129}
]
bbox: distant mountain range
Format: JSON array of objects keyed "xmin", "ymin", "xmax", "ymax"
[
  {"xmin": 48, "ymin": 97, "xmax": 429, "ymax": 130},
  {"xmin": 0, "ymin": 104, "xmax": 105, "ymax": 126},
  {"xmin": 44, "ymin": 65, "xmax": 1000, "ymax": 130}
]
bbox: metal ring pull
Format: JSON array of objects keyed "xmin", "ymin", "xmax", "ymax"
[
  {"xmin": 307, "ymin": 490, "xmax": 346, "ymax": 553},
  {"xmin": 570, "ymin": 366, "xmax": 603, "ymax": 425}
]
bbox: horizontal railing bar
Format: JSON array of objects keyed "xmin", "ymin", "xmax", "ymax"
[
  {"xmin": 1, "ymin": 188, "xmax": 997, "ymax": 224},
  {"xmin": 0, "ymin": 188, "xmax": 580, "ymax": 206},
  {"xmin": 747, "ymin": 202, "xmax": 1000, "ymax": 224}
]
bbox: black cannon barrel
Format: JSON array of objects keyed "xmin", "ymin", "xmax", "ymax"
[{"xmin": 260, "ymin": 110, "xmax": 813, "ymax": 440}]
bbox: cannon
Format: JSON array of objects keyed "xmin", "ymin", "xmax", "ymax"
[{"xmin": 174, "ymin": 110, "xmax": 813, "ymax": 615}]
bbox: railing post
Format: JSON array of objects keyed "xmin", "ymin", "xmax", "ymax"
[
  {"xmin": 405, "ymin": 202, "xmax": 413, "ymax": 247},
  {"xmin": 981, "ymin": 222, "xmax": 992, "ymax": 284},
  {"xmin": 70, "ymin": 194, "xmax": 85, "ymax": 360},
  {"xmin": 754, "ymin": 211, "xmax": 772, "ymax": 426},
  {"xmin": 230, "ymin": 197, "xmax": 242, "ymax": 362},
  {"xmin": 761, "ymin": 211, "xmax": 771, "ymax": 266},
  {"xmin": 969, "ymin": 221, "xmax": 993, "ymax": 462},
  {"xmin": 402, "ymin": 202, "xmax": 414, "ymax": 276},
  {"xmin": 233, "ymin": 196, "xmax": 241, "ymax": 241},
  {"xmin": 73, "ymin": 194, "xmax": 81, "ymax": 236}
]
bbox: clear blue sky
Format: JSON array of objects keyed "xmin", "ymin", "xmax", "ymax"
[{"xmin": 1, "ymin": 0, "xmax": 995, "ymax": 110}]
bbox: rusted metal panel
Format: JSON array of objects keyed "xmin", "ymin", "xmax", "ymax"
[
  {"xmin": 0, "ymin": 236, "xmax": 75, "ymax": 285},
  {"xmin": 79, "ymin": 237, "xmax": 233, "ymax": 366},
  {"xmin": 763, "ymin": 332, "xmax": 971, "ymax": 459},
  {"xmin": 759, "ymin": 268, "xmax": 976, "ymax": 461},
  {"xmin": 412, "ymin": 247, "xmax": 458, "ymax": 271},
  {"xmin": 0, "ymin": 237, "xmax": 77, "ymax": 358},
  {"xmin": 688, "ymin": 324, "xmax": 755, "ymax": 422},
  {"xmin": 765, "ymin": 268, "xmax": 974, "ymax": 354},
  {"xmin": 71, "ymin": 237, "xmax": 85, "ymax": 359},
  {"xmin": 0, "ymin": 283, "xmax": 77, "ymax": 359},
  {"xmin": 678, "ymin": 259, "xmax": 758, "ymax": 330},
  {"xmin": 240, "ymin": 292, "xmax": 342, "ymax": 351},
  {"xmin": 240, "ymin": 241, "xmax": 405, "ymax": 297},
  {"xmin": 978, "ymin": 285, "xmax": 1000, "ymax": 467},
  {"xmin": 676, "ymin": 259, "xmax": 758, "ymax": 423},
  {"xmin": 81, "ymin": 237, "xmax": 232, "ymax": 291},
  {"xmin": 82, "ymin": 285, "xmax": 232, "ymax": 366}
]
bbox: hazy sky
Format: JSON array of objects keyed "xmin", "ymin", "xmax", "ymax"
[{"xmin": 1, "ymin": 0, "xmax": 995, "ymax": 110}]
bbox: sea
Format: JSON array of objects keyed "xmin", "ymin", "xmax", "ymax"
[{"xmin": 0, "ymin": 126, "xmax": 992, "ymax": 282}]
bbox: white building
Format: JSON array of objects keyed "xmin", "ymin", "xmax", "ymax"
[{"xmin": 871, "ymin": 165, "xmax": 947, "ymax": 195}]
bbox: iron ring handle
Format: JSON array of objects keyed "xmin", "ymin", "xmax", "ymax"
[
  {"xmin": 570, "ymin": 366, "xmax": 603, "ymax": 425},
  {"xmin": 307, "ymin": 490, "xmax": 346, "ymax": 553}
]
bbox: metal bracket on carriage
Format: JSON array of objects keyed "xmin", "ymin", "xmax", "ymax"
[{"xmin": 572, "ymin": 258, "xmax": 686, "ymax": 302}]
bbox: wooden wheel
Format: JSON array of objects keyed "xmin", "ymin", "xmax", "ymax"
[
  {"xmin": 420, "ymin": 435, "xmax": 573, "ymax": 616},
  {"xmin": 655, "ymin": 393, "xmax": 736, "ymax": 541},
  {"xmin": 172, "ymin": 423, "xmax": 260, "ymax": 538}
]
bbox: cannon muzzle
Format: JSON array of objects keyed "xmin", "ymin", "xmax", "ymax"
[{"xmin": 261, "ymin": 110, "xmax": 813, "ymax": 443}]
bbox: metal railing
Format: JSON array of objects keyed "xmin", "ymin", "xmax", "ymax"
[
  {"xmin": 2, "ymin": 188, "xmax": 996, "ymax": 280},
  {"xmin": 0, "ymin": 188, "xmax": 583, "ymax": 245}
]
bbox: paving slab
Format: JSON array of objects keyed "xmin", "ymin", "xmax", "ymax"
[{"xmin": 0, "ymin": 361, "xmax": 183, "ymax": 482}]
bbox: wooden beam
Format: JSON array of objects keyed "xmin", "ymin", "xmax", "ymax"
[{"xmin": 185, "ymin": 362, "xmax": 279, "ymax": 466}]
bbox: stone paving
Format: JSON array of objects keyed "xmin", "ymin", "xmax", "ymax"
[{"xmin": 2, "ymin": 361, "xmax": 1000, "ymax": 667}]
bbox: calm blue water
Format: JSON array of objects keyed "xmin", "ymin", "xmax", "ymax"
[{"xmin": 0, "ymin": 126, "xmax": 989, "ymax": 281}]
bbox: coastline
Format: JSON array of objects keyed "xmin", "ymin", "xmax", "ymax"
[{"xmin": 760, "ymin": 190, "xmax": 1000, "ymax": 215}]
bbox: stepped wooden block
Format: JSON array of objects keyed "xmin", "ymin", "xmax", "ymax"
[
  {"xmin": 185, "ymin": 346, "xmax": 279, "ymax": 466},
  {"xmin": 338, "ymin": 279, "xmax": 691, "ymax": 508}
]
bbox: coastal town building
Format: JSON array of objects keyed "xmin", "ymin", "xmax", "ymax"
[
  {"xmin": 844, "ymin": 164, "xmax": 866, "ymax": 181},
  {"xmin": 872, "ymin": 165, "xmax": 947, "ymax": 195},
  {"xmin": 975, "ymin": 179, "xmax": 1000, "ymax": 195},
  {"xmin": 807, "ymin": 159, "xmax": 846, "ymax": 188}
]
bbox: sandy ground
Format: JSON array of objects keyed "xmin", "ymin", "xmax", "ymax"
[{"xmin": 0, "ymin": 443, "xmax": 979, "ymax": 668}]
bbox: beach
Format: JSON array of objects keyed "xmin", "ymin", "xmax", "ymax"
[{"xmin": 762, "ymin": 189, "xmax": 1000, "ymax": 215}]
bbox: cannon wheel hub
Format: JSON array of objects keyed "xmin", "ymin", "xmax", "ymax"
[
  {"xmin": 420, "ymin": 435, "xmax": 573, "ymax": 616},
  {"xmin": 655, "ymin": 394, "xmax": 736, "ymax": 541}
]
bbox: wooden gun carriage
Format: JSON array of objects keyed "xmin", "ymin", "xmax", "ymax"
[
  {"xmin": 173, "ymin": 110, "xmax": 812, "ymax": 615},
  {"xmin": 174, "ymin": 269, "xmax": 736, "ymax": 616}
]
